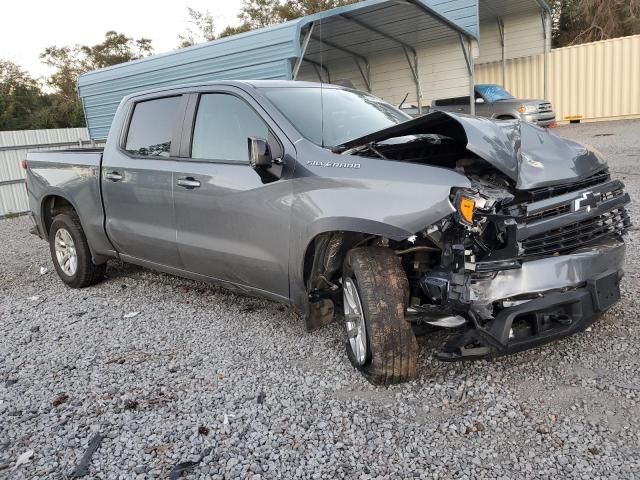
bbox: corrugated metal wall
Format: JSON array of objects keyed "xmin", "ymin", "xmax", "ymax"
[
  {"xmin": 78, "ymin": 22, "xmax": 300, "ymax": 140},
  {"xmin": 297, "ymin": 37, "xmax": 472, "ymax": 106},
  {"xmin": 298, "ymin": 8, "xmax": 547, "ymax": 107},
  {"xmin": 476, "ymin": 34, "xmax": 640, "ymax": 123},
  {"xmin": 0, "ymin": 128, "xmax": 100, "ymax": 217},
  {"xmin": 477, "ymin": 11, "xmax": 548, "ymax": 64}
]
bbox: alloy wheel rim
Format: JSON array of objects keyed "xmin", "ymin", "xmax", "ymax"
[
  {"xmin": 343, "ymin": 277, "xmax": 368, "ymax": 366},
  {"xmin": 54, "ymin": 228, "xmax": 77, "ymax": 277}
]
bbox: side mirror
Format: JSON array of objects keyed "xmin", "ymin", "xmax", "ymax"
[
  {"xmin": 475, "ymin": 97, "xmax": 485, "ymax": 104},
  {"xmin": 248, "ymin": 137, "xmax": 273, "ymax": 170}
]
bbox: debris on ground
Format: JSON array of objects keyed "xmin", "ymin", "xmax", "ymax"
[
  {"xmin": 168, "ymin": 447, "xmax": 213, "ymax": 480},
  {"xmin": 52, "ymin": 393, "xmax": 69, "ymax": 407},
  {"xmin": 169, "ymin": 460, "xmax": 199, "ymax": 479},
  {"xmin": 12, "ymin": 450, "xmax": 34, "ymax": 471},
  {"xmin": 1, "ymin": 120, "xmax": 639, "ymax": 479},
  {"xmin": 69, "ymin": 434, "xmax": 103, "ymax": 478}
]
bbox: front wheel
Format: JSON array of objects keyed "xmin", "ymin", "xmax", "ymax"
[
  {"xmin": 49, "ymin": 213, "xmax": 106, "ymax": 288},
  {"xmin": 342, "ymin": 247, "xmax": 418, "ymax": 385}
]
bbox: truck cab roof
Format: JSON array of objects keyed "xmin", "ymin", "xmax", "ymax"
[{"xmin": 121, "ymin": 80, "xmax": 347, "ymax": 103}]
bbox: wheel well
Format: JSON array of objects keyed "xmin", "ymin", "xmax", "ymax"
[
  {"xmin": 42, "ymin": 195, "xmax": 76, "ymax": 238},
  {"xmin": 303, "ymin": 231, "xmax": 380, "ymax": 296},
  {"xmin": 302, "ymin": 231, "xmax": 379, "ymax": 331}
]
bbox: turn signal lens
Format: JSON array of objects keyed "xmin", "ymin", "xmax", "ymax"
[
  {"xmin": 458, "ymin": 197, "xmax": 475, "ymax": 223},
  {"xmin": 517, "ymin": 105, "xmax": 527, "ymax": 114}
]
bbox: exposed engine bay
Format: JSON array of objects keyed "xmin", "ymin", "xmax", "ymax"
[{"xmin": 308, "ymin": 113, "xmax": 632, "ymax": 361}]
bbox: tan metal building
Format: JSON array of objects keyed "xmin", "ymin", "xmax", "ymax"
[
  {"xmin": 294, "ymin": 0, "xmax": 552, "ymax": 113},
  {"xmin": 477, "ymin": 34, "xmax": 640, "ymax": 123}
]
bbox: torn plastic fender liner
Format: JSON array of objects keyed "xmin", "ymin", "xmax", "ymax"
[{"xmin": 464, "ymin": 239, "xmax": 626, "ymax": 305}]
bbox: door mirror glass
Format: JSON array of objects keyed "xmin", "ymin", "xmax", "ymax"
[{"xmin": 248, "ymin": 137, "xmax": 273, "ymax": 170}]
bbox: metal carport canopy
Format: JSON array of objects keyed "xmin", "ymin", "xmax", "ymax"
[
  {"xmin": 77, "ymin": 0, "xmax": 550, "ymax": 140},
  {"xmin": 289, "ymin": 0, "xmax": 480, "ymax": 114}
]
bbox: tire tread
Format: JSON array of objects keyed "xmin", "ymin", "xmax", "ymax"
[
  {"xmin": 343, "ymin": 247, "xmax": 418, "ymax": 385},
  {"xmin": 49, "ymin": 213, "xmax": 105, "ymax": 288}
]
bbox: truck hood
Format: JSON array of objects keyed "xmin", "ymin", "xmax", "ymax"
[
  {"xmin": 494, "ymin": 98, "xmax": 547, "ymax": 105},
  {"xmin": 335, "ymin": 111, "xmax": 606, "ymax": 190}
]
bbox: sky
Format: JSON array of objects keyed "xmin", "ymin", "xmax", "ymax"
[{"xmin": 0, "ymin": 0, "xmax": 243, "ymax": 79}]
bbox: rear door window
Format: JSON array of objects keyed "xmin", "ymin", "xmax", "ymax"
[
  {"xmin": 191, "ymin": 93, "xmax": 269, "ymax": 162},
  {"xmin": 125, "ymin": 96, "xmax": 181, "ymax": 157},
  {"xmin": 434, "ymin": 96, "xmax": 470, "ymax": 107}
]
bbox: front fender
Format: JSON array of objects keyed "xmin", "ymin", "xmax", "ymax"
[{"xmin": 288, "ymin": 155, "xmax": 470, "ymax": 310}]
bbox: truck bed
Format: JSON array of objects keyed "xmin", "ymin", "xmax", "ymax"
[{"xmin": 26, "ymin": 150, "xmax": 113, "ymax": 258}]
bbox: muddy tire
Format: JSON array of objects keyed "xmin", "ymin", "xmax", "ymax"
[
  {"xmin": 49, "ymin": 213, "xmax": 106, "ymax": 288},
  {"xmin": 342, "ymin": 247, "xmax": 418, "ymax": 385}
]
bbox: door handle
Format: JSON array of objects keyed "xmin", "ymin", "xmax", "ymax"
[
  {"xmin": 176, "ymin": 177, "xmax": 201, "ymax": 189},
  {"xmin": 105, "ymin": 171, "xmax": 123, "ymax": 182}
]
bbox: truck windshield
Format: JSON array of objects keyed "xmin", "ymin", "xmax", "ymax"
[
  {"xmin": 475, "ymin": 84, "xmax": 514, "ymax": 103},
  {"xmin": 261, "ymin": 87, "xmax": 410, "ymax": 148}
]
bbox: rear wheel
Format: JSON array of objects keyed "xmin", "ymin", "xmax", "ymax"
[
  {"xmin": 49, "ymin": 213, "xmax": 106, "ymax": 288},
  {"xmin": 342, "ymin": 247, "xmax": 418, "ymax": 385}
]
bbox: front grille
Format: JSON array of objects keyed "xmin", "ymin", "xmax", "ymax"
[
  {"xmin": 538, "ymin": 103, "xmax": 553, "ymax": 113},
  {"xmin": 524, "ymin": 205, "xmax": 571, "ymax": 223},
  {"xmin": 522, "ymin": 207, "xmax": 630, "ymax": 257},
  {"xmin": 527, "ymin": 170, "xmax": 611, "ymax": 202}
]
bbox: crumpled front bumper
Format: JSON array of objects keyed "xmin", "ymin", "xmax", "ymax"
[
  {"xmin": 520, "ymin": 111, "xmax": 556, "ymax": 127},
  {"xmin": 466, "ymin": 239, "xmax": 625, "ymax": 305},
  {"xmin": 437, "ymin": 239, "xmax": 625, "ymax": 361}
]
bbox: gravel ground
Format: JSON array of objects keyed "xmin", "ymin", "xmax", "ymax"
[{"xmin": 1, "ymin": 120, "xmax": 639, "ymax": 479}]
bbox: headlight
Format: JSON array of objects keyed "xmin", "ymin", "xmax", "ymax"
[
  {"xmin": 458, "ymin": 196, "xmax": 476, "ymax": 224},
  {"xmin": 451, "ymin": 185, "xmax": 515, "ymax": 230},
  {"xmin": 517, "ymin": 104, "xmax": 538, "ymax": 114},
  {"xmin": 451, "ymin": 188, "xmax": 485, "ymax": 225}
]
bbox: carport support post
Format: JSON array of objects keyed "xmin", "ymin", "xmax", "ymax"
[
  {"xmin": 339, "ymin": 13, "xmax": 423, "ymax": 112},
  {"xmin": 293, "ymin": 23, "xmax": 315, "ymax": 80},
  {"xmin": 497, "ymin": 17, "xmax": 506, "ymax": 87},
  {"xmin": 310, "ymin": 34, "xmax": 372, "ymax": 92},
  {"xmin": 541, "ymin": 10, "xmax": 551, "ymax": 99},
  {"xmin": 403, "ymin": 48, "xmax": 424, "ymax": 114},
  {"xmin": 460, "ymin": 34, "xmax": 475, "ymax": 116}
]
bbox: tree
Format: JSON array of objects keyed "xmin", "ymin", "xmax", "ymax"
[
  {"xmin": 38, "ymin": 31, "xmax": 154, "ymax": 128},
  {"xmin": 178, "ymin": 7, "xmax": 217, "ymax": 48},
  {"xmin": 0, "ymin": 60, "xmax": 44, "ymax": 130},
  {"xmin": 41, "ymin": 31, "xmax": 153, "ymax": 95},
  {"xmin": 275, "ymin": 0, "xmax": 359, "ymax": 21},
  {"xmin": 218, "ymin": 24, "xmax": 253, "ymax": 39},
  {"xmin": 81, "ymin": 31, "xmax": 153, "ymax": 69},
  {"xmin": 217, "ymin": 0, "xmax": 357, "ymax": 38},
  {"xmin": 551, "ymin": 0, "xmax": 640, "ymax": 47},
  {"xmin": 0, "ymin": 32, "xmax": 153, "ymax": 131}
]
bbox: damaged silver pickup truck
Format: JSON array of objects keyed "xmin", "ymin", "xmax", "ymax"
[{"xmin": 26, "ymin": 81, "xmax": 630, "ymax": 384}]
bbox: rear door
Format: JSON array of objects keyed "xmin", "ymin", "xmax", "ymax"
[
  {"xmin": 474, "ymin": 89, "xmax": 494, "ymax": 117},
  {"xmin": 172, "ymin": 88, "xmax": 294, "ymax": 299},
  {"xmin": 101, "ymin": 94, "xmax": 185, "ymax": 267},
  {"xmin": 433, "ymin": 96, "xmax": 471, "ymax": 114}
]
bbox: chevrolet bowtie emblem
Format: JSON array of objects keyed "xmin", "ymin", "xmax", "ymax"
[{"xmin": 574, "ymin": 191, "xmax": 601, "ymax": 212}]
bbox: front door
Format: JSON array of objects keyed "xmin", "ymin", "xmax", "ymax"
[
  {"xmin": 173, "ymin": 91, "xmax": 294, "ymax": 300},
  {"xmin": 101, "ymin": 95, "xmax": 183, "ymax": 267}
]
